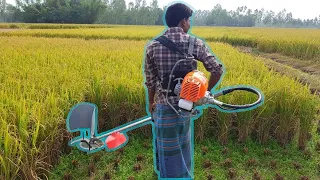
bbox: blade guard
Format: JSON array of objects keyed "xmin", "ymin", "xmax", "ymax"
[{"xmin": 105, "ymin": 132, "xmax": 127, "ymax": 149}]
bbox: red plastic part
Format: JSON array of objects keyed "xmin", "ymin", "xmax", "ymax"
[{"xmin": 105, "ymin": 132, "xmax": 127, "ymax": 149}]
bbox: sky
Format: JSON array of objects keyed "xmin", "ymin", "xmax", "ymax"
[
  {"xmin": 6, "ymin": 0, "xmax": 320, "ymax": 20},
  {"xmin": 155, "ymin": 0, "xmax": 320, "ymax": 19}
]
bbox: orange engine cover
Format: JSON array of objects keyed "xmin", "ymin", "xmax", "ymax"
[{"xmin": 180, "ymin": 70, "xmax": 208, "ymax": 102}]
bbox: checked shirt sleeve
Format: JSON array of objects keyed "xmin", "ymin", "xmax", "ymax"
[
  {"xmin": 196, "ymin": 40, "xmax": 223, "ymax": 75},
  {"xmin": 144, "ymin": 44, "xmax": 158, "ymax": 90}
]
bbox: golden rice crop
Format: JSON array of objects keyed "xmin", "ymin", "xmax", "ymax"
[
  {"xmin": 0, "ymin": 32, "xmax": 318, "ymax": 180},
  {"xmin": 193, "ymin": 27, "xmax": 320, "ymax": 60},
  {"xmin": 1, "ymin": 25, "xmax": 319, "ymax": 60},
  {"xmin": 0, "ymin": 26, "xmax": 160, "ymax": 41},
  {"xmin": 0, "ymin": 23, "xmax": 123, "ymax": 29}
]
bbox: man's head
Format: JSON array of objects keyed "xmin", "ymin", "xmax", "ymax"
[{"xmin": 165, "ymin": 3, "xmax": 193, "ymax": 33}]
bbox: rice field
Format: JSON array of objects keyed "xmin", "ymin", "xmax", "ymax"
[
  {"xmin": 1, "ymin": 24, "xmax": 320, "ymax": 60},
  {"xmin": 0, "ymin": 24, "xmax": 319, "ymax": 179},
  {"xmin": 0, "ymin": 23, "xmax": 120, "ymax": 29}
]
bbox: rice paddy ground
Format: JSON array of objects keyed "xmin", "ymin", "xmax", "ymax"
[{"xmin": 50, "ymin": 127, "xmax": 320, "ymax": 180}]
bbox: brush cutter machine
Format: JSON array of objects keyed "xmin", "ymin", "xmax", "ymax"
[{"xmin": 66, "ymin": 36, "xmax": 263, "ymax": 153}]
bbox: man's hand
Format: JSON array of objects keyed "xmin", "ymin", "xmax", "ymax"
[
  {"xmin": 208, "ymin": 72, "xmax": 222, "ymax": 91},
  {"xmin": 148, "ymin": 102, "xmax": 156, "ymax": 114},
  {"xmin": 147, "ymin": 88, "xmax": 156, "ymax": 114}
]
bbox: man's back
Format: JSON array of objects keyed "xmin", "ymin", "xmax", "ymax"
[
  {"xmin": 143, "ymin": 3, "xmax": 223, "ymax": 179},
  {"xmin": 145, "ymin": 27, "xmax": 223, "ymax": 105}
]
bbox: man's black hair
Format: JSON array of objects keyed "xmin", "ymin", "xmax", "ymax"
[{"xmin": 165, "ymin": 3, "xmax": 193, "ymax": 27}]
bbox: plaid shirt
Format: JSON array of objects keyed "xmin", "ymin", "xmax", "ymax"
[{"xmin": 144, "ymin": 27, "xmax": 223, "ymax": 105}]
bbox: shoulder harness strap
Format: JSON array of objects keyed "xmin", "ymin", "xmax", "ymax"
[
  {"xmin": 155, "ymin": 35, "xmax": 186, "ymax": 57},
  {"xmin": 188, "ymin": 36, "xmax": 196, "ymax": 56}
]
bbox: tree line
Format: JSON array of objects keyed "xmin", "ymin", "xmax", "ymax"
[{"xmin": 0, "ymin": 0, "xmax": 319, "ymax": 28}]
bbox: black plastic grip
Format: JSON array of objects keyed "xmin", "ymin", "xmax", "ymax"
[{"xmin": 217, "ymin": 87, "xmax": 263, "ymax": 110}]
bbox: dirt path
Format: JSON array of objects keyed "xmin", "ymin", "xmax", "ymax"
[
  {"xmin": 258, "ymin": 53, "xmax": 320, "ymax": 75},
  {"xmin": 237, "ymin": 46, "xmax": 320, "ymax": 96}
]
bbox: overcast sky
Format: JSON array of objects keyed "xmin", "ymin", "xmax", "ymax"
[{"xmin": 6, "ymin": 0, "xmax": 320, "ymax": 20}]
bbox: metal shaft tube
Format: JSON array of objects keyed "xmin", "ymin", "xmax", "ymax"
[
  {"xmin": 70, "ymin": 116, "xmax": 152, "ymax": 145},
  {"xmin": 95, "ymin": 116, "xmax": 152, "ymax": 139}
]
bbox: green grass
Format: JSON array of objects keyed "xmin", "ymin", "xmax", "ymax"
[
  {"xmin": 50, "ymin": 122, "xmax": 320, "ymax": 180},
  {"xmin": 49, "ymin": 134, "xmax": 158, "ymax": 180}
]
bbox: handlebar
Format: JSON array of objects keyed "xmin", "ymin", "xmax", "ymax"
[{"xmin": 208, "ymin": 87, "xmax": 263, "ymax": 111}]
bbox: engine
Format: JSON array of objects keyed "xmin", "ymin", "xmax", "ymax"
[{"xmin": 178, "ymin": 70, "xmax": 208, "ymax": 111}]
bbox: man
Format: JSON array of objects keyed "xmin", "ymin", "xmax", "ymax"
[{"xmin": 143, "ymin": 2, "xmax": 224, "ymax": 179}]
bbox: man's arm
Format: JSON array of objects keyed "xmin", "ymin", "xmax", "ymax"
[
  {"xmin": 208, "ymin": 72, "xmax": 222, "ymax": 91},
  {"xmin": 196, "ymin": 40, "xmax": 224, "ymax": 91},
  {"xmin": 147, "ymin": 88, "xmax": 155, "ymax": 105},
  {"xmin": 144, "ymin": 46, "xmax": 157, "ymax": 113}
]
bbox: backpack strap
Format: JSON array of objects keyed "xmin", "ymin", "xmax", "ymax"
[
  {"xmin": 188, "ymin": 36, "xmax": 197, "ymax": 69},
  {"xmin": 154, "ymin": 35, "xmax": 198, "ymax": 98},
  {"xmin": 155, "ymin": 35, "xmax": 196, "ymax": 58},
  {"xmin": 188, "ymin": 36, "xmax": 196, "ymax": 56},
  {"xmin": 155, "ymin": 35, "xmax": 186, "ymax": 57}
]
